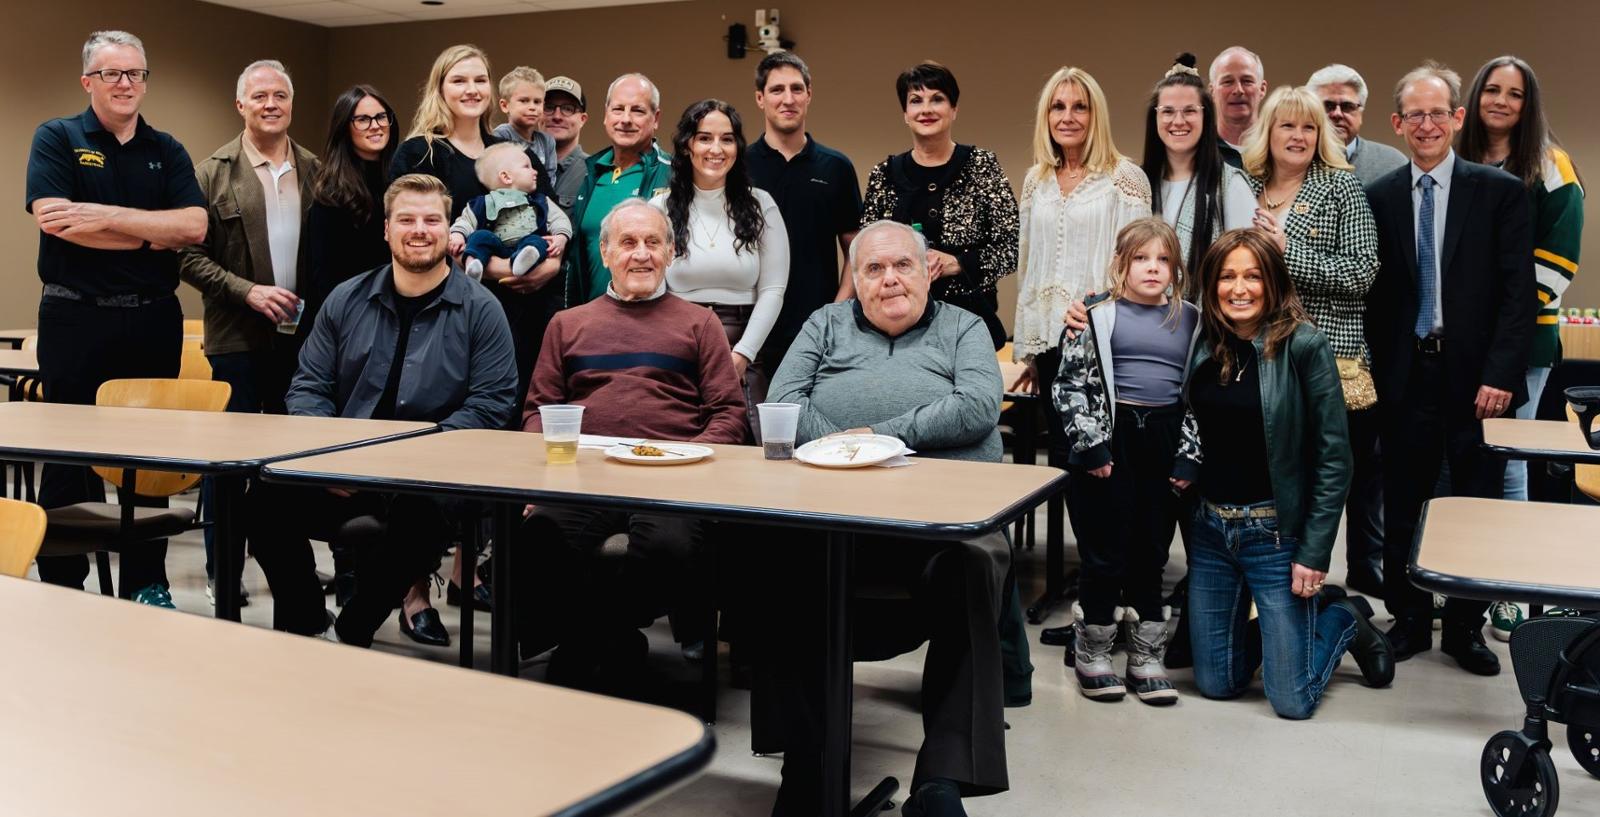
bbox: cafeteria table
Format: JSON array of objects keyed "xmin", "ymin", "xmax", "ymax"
[
  {"xmin": 0, "ymin": 401, "xmax": 433, "ymax": 619},
  {"xmin": 1483, "ymin": 416, "xmax": 1600, "ymax": 466},
  {"xmin": 0, "ymin": 574, "xmax": 712, "ymax": 816},
  {"xmin": 261, "ymin": 428, "xmax": 1065, "ymax": 817},
  {"xmin": 0, "ymin": 328, "xmax": 33, "ymax": 349}
]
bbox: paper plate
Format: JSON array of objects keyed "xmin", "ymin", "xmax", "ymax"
[
  {"xmin": 603, "ymin": 442, "xmax": 715, "ymax": 465},
  {"xmin": 794, "ymin": 434, "xmax": 907, "ymax": 468}
]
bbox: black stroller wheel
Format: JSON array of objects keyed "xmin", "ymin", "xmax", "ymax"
[
  {"xmin": 1482, "ymin": 731, "xmax": 1560, "ymax": 817},
  {"xmin": 1568, "ymin": 724, "xmax": 1600, "ymax": 779}
]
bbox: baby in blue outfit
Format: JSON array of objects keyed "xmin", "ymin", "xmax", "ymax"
[{"xmin": 448, "ymin": 142, "xmax": 572, "ymax": 281}]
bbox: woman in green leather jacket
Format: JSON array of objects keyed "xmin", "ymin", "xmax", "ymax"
[{"xmin": 1184, "ymin": 228, "xmax": 1393, "ymax": 718}]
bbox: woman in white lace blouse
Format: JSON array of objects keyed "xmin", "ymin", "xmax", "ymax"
[{"xmin": 1012, "ymin": 67, "xmax": 1151, "ymax": 424}]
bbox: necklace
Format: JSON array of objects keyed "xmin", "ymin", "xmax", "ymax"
[
  {"xmin": 1263, "ymin": 178, "xmax": 1303, "ymax": 211},
  {"xmin": 690, "ymin": 210, "xmax": 725, "ymax": 249},
  {"xmin": 1230, "ymin": 344, "xmax": 1254, "ymax": 383}
]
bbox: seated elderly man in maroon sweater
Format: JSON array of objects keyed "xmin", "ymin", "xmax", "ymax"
[{"xmin": 517, "ymin": 198, "xmax": 745, "ymax": 684}]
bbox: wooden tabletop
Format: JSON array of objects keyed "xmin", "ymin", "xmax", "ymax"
[
  {"xmin": 0, "ymin": 328, "xmax": 33, "ymax": 345},
  {"xmin": 1482, "ymin": 417, "xmax": 1600, "ymax": 464},
  {"xmin": 0, "ymin": 402, "xmax": 435, "ymax": 473},
  {"xmin": 265, "ymin": 429, "xmax": 1065, "ymax": 538},
  {"xmin": 1411, "ymin": 496, "xmax": 1600, "ymax": 608},
  {"xmin": 0, "ymin": 575, "xmax": 712, "ymax": 816},
  {"xmin": 0, "ymin": 348, "xmax": 38, "ymax": 375}
]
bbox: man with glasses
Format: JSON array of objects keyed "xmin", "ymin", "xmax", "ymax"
[
  {"xmin": 1308, "ymin": 64, "xmax": 1409, "ymax": 187},
  {"xmin": 543, "ymin": 76, "xmax": 589, "ymax": 211},
  {"xmin": 24, "ymin": 30, "xmax": 207, "ymax": 607},
  {"xmin": 177, "ymin": 60, "xmax": 319, "ymax": 605},
  {"xmin": 1364, "ymin": 62, "xmax": 1534, "ymax": 677},
  {"xmin": 1208, "ymin": 46, "xmax": 1267, "ymax": 167}
]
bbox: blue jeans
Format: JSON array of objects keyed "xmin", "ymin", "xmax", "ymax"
[
  {"xmin": 1188, "ymin": 500, "xmax": 1359, "ymax": 720},
  {"xmin": 1502, "ymin": 366, "xmax": 1552, "ymax": 501}
]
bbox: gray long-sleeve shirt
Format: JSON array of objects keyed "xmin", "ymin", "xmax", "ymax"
[
  {"xmin": 769, "ymin": 300, "xmax": 1003, "ymax": 462},
  {"xmin": 288, "ymin": 264, "xmax": 519, "ymax": 431}
]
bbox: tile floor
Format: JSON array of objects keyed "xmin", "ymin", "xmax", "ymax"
[{"xmin": 31, "ymin": 491, "xmax": 1600, "ymax": 817}]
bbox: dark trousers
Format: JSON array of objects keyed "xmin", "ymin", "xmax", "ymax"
[
  {"xmin": 247, "ymin": 482, "xmax": 453, "ymax": 641},
  {"xmin": 1343, "ymin": 407, "xmax": 1384, "ymax": 576},
  {"xmin": 1070, "ymin": 403, "xmax": 1185, "ymax": 625},
  {"xmin": 1032, "ymin": 347, "xmax": 1072, "ymax": 470},
  {"xmin": 35, "ymin": 295, "xmax": 181, "ymax": 592},
  {"xmin": 768, "ymin": 531, "xmax": 1010, "ymax": 814},
  {"xmin": 202, "ymin": 342, "xmax": 300, "ymax": 577},
  {"xmin": 464, "ymin": 229, "xmax": 549, "ymax": 267},
  {"xmin": 1379, "ymin": 349, "xmax": 1501, "ymax": 629},
  {"xmin": 497, "ymin": 287, "xmax": 559, "ymax": 426},
  {"xmin": 515, "ymin": 507, "xmax": 705, "ymax": 653}
]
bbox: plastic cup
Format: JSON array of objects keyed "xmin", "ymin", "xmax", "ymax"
[
  {"xmin": 538, "ymin": 404, "xmax": 585, "ymax": 464},
  {"xmin": 276, "ymin": 300, "xmax": 305, "ymax": 335},
  {"xmin": 756, "ymin": 402, "xmax": 801, "ymax": 460}
]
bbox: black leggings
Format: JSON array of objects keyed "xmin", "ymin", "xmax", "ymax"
[{"xmin": 1068, "ymin": 403, "xmax": 1186, "ymax": 625}]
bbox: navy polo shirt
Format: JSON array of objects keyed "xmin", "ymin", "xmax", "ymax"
[
  {"xmin": 746, "ymin": 133, "xmax": 861, "ymax": 365},
  {"xmin": 25, "ymin": 107, "xmax": 205, "ymax": 297}
]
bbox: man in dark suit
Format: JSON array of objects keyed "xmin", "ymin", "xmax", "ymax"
[{"xmin": 1364, "ymin": 61, "xmax": 1534, "ymax": 676}]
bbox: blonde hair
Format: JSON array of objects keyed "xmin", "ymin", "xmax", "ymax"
[
  {"xmin": 473, "ymin": 142, "xmax": 526, "ymax": 188},
  {"xmin": 497, "ymin": 66, "xmax": 545, "ymax": 101},
  {"xmin": 407, "ymin": 44, "xmax": 493, "ymax": 154},
  {"xmin": 1027, "ymin": 67, "xmax": 1123, "ymax": 185},
  {"xmin": 1107, "ymin": 218, "xmax": 1187, "ymax": 326},
  {"xmin": 1241, "ymin": 85, "xmax": 1352, "ymax": 180}
]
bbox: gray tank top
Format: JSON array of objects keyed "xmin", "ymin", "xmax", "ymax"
[{"xmin": 1110, "ymin": 299, "xmax": 1196, "ymax": 406}]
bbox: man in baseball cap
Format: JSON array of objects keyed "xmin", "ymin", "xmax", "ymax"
[{"xmin": 543, "ymin": 76, "xmax": 588, "ymax": 210}]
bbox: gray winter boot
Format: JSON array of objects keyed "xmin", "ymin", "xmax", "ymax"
[
  {"xmin": 1123, "ymin": 608, "xmax": 1179, "ymax": 706},
  {"xmin": 1072, "ymin": 602, "xmax": 1125, "ymax": 701}
]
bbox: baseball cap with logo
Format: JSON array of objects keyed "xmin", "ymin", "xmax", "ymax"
[{"xmin": 545, "ymin": 76, "xmax": 585, "ymax": 112}]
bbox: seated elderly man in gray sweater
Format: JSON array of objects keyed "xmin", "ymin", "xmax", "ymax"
[{"xmin": 764, "ymin": 219, "xmax": 1009, "ymax": 817}]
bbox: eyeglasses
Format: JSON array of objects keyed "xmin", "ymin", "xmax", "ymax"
[
  {"xmin": 351, "ymin": 112, "xmax": 391, "ymax": 130},
  {"xmin": 544, "ymin": 102, "xmax": 581, "ymax": 116},
  {"xmin": 84, "ymin": 68, "xmax": 149, "ymax": 84},
  {"xmin": 1156, "ymin": 105, "xmax": 1202, "ymax": 121},
  {"xmin": 1323, "ymin": 100, "xmax": 1362, "ymax": 115},
  {"xmin": 1399, "ymin": 110, "xmax": 1453, "ymax": 127}
]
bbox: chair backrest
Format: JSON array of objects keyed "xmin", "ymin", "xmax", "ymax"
[
  {"xmin": 93, "ymin": 379, "xmax": 232, "ymax": 496},
  {"xmin": 183, "ymin": 318, "xmax": 204, "ymax": 338},
  {"xmin": 0, "ymin": 498, "xmax": 46, "ymax": 578},
  {"xmin": 178, "ymin": 345, "xmax": 212, "ymax": 381},
  {"xmin": 1568, "ymin": 405, "xmax": 1600, "ymax": 503}
]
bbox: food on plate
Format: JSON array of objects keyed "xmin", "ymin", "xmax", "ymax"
[{"xmin": 631, "ymin": 444, "xmax": 667, "ymax": 457}]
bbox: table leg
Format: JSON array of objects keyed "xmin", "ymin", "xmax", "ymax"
[
  {"xmin": 211, "ymin": 475, "xmax": 245, "ymax": 622},
  {"xmin": 1027, "ymin": 490, "xmax": 1074, "ymax": 624},
  {"xmin": 459, "ymin": 518, "xmax": 478, "ymax": 670},
  {"xmin": 823, "ymin": 531, "xmax": 854, "ymax": 816},
  {"xmin": 1013, "ymin": 397, "xmax": 1038, "ymax": 550},
  {"xmin": 490, "ymin": 502, "xmax": 518, "ymax": 676}
]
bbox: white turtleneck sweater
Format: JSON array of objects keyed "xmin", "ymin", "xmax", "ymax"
[{"xmin": 650, "ymin": 185, "xmax": 789, "ymax": 362}]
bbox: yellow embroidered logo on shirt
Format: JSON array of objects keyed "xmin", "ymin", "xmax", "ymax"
[{"xmin": 74, "ymin": 148, "xmax": 105, "ymax": 169}]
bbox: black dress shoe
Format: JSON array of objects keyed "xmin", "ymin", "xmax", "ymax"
[
  {"xmin": 1040, "ymin": 624, "xmax": 1072, "ymax": 646},
  {"xmin": 1441, "ymin": 626, "xmax": 1501, "ymax": 676},
  {"xmin": 902, "ymin": 779, "xmax": 966, "ymax": 817},
  {"xmin": 1385, "ymin": 617, "xmax": 1432, "ymax": 661},
  {"xmin": 446, "ymin": 581, "xmax": 492, "ymax": 612},
  {"xmin": 1344, "ymin": 564, "xmax": 1385, "ymax": 599},
  {"xmin": 398, "ymin": 607, "xmax": 451, "ymax": 647},
  {"xmin": 333, "ymin": 571, "xmax": 356, "ymax": 608},
  {"xmin": 1333, "ymin": 598, "xmax": 1394, "ymax": 687}
]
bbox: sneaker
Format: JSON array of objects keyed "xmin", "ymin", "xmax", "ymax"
[
  {"xmin": 131, "ymin": 584, "xmax": 176, "ymax": 609},
  {"xmin": 205, "ymin": 578, "xmax": 250, "ymax": 607},
  {"xmin": 1122, "ymin": 609, "xmax": 1178, "ymax": 706},
  {"xmin": 1489, "ymin": 601, "xmax": 1524, "ymax": 642},
  {"xmin": 1071, "ymin": 603, "xmax": 1125, "ymax": 702},
  {"xmin": 1431, "ymin": 593, "xmax": 1445, "ymax": 630}
]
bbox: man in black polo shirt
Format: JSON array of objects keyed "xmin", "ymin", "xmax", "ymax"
[
  {"xmin": 744, "ymin": 51, "xmax": 862, "ymax": 376},
  {"xmin": 24, "ymin": 30, "xmax": 207, "ymax": 606}
]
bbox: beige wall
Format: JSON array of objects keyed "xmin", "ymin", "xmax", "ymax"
[
  {"xmin": 8, "ymin": 0, "xmax": 1599, "ymax": 332},
  {"xmin": 2, "ymin": 0, "xmax": 327, "ymax": 326}
]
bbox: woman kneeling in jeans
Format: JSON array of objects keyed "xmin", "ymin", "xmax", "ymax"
[{"xmin": 1185, "ymin": 228, "xmax": 1393, "ymax": 718}]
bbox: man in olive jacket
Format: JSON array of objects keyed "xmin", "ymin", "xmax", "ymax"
[{"xmin": 178, "ymin": 59, "xmax": 318, "ymax": 414}]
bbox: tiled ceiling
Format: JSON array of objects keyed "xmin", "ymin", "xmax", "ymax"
[{"xmin": 198, "ymin": 0, "xmax": 687, "ymax": 28}]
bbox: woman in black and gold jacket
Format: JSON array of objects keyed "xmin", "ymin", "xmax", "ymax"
[{"xmin": 861, "ymin": 61, "xmax": 1019, "ymax": 349}]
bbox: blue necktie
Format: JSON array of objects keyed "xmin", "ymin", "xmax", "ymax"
[{"xmin": 1414, "ymin": 175, "xmax": 1437, "ymax": 338}]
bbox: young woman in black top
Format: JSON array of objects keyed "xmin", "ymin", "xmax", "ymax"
[{"xmin": 860, "ymin": 62, "xmax": 1018, "ymax": 349}]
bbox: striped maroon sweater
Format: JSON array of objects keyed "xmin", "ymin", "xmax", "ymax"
[{"xmin": 522, "ymin": 292, "xmax": 747, "ymax": 444}]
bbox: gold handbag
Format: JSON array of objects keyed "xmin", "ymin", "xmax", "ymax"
[{"xmin": 1336, "ymin": 357, "xmax": 1377, "ymax": 411}]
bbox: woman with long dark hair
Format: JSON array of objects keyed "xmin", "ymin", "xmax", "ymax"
[
  {"xmin": 1457, "ymin": 55, "xmax": 1584, "ymax": 640},
  {"xmin": 649, "ymin": 99, "xmax": 788, "ymax": 428},
  {"xmin": 1185, "ymin": 229, "xmax": 1392, "ymax": 719},
  {"xmin": 1140, "ymin": 53, "xmax": 1254, "ymax": 286},
  {"xmin": 863, "ymin": 62, "xmax": 1018, "ymax": 350},
  {"xmin": 302, "ymin": 85, "xmax": 399, "ymax": 331}
]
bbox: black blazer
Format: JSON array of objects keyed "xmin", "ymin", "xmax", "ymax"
[{"xmin": 1363, "ymin": 157, "xmax": 1535, "ymax": 416}]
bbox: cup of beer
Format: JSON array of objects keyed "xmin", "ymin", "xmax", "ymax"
[{"xmin": 538, "ymin": 404, "xmax": 585, "ymax": 464}]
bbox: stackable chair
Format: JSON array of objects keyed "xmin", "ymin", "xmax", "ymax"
[{"xmin": 0, "ymin": 497, "xmax": 47, "ymax": 578}]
